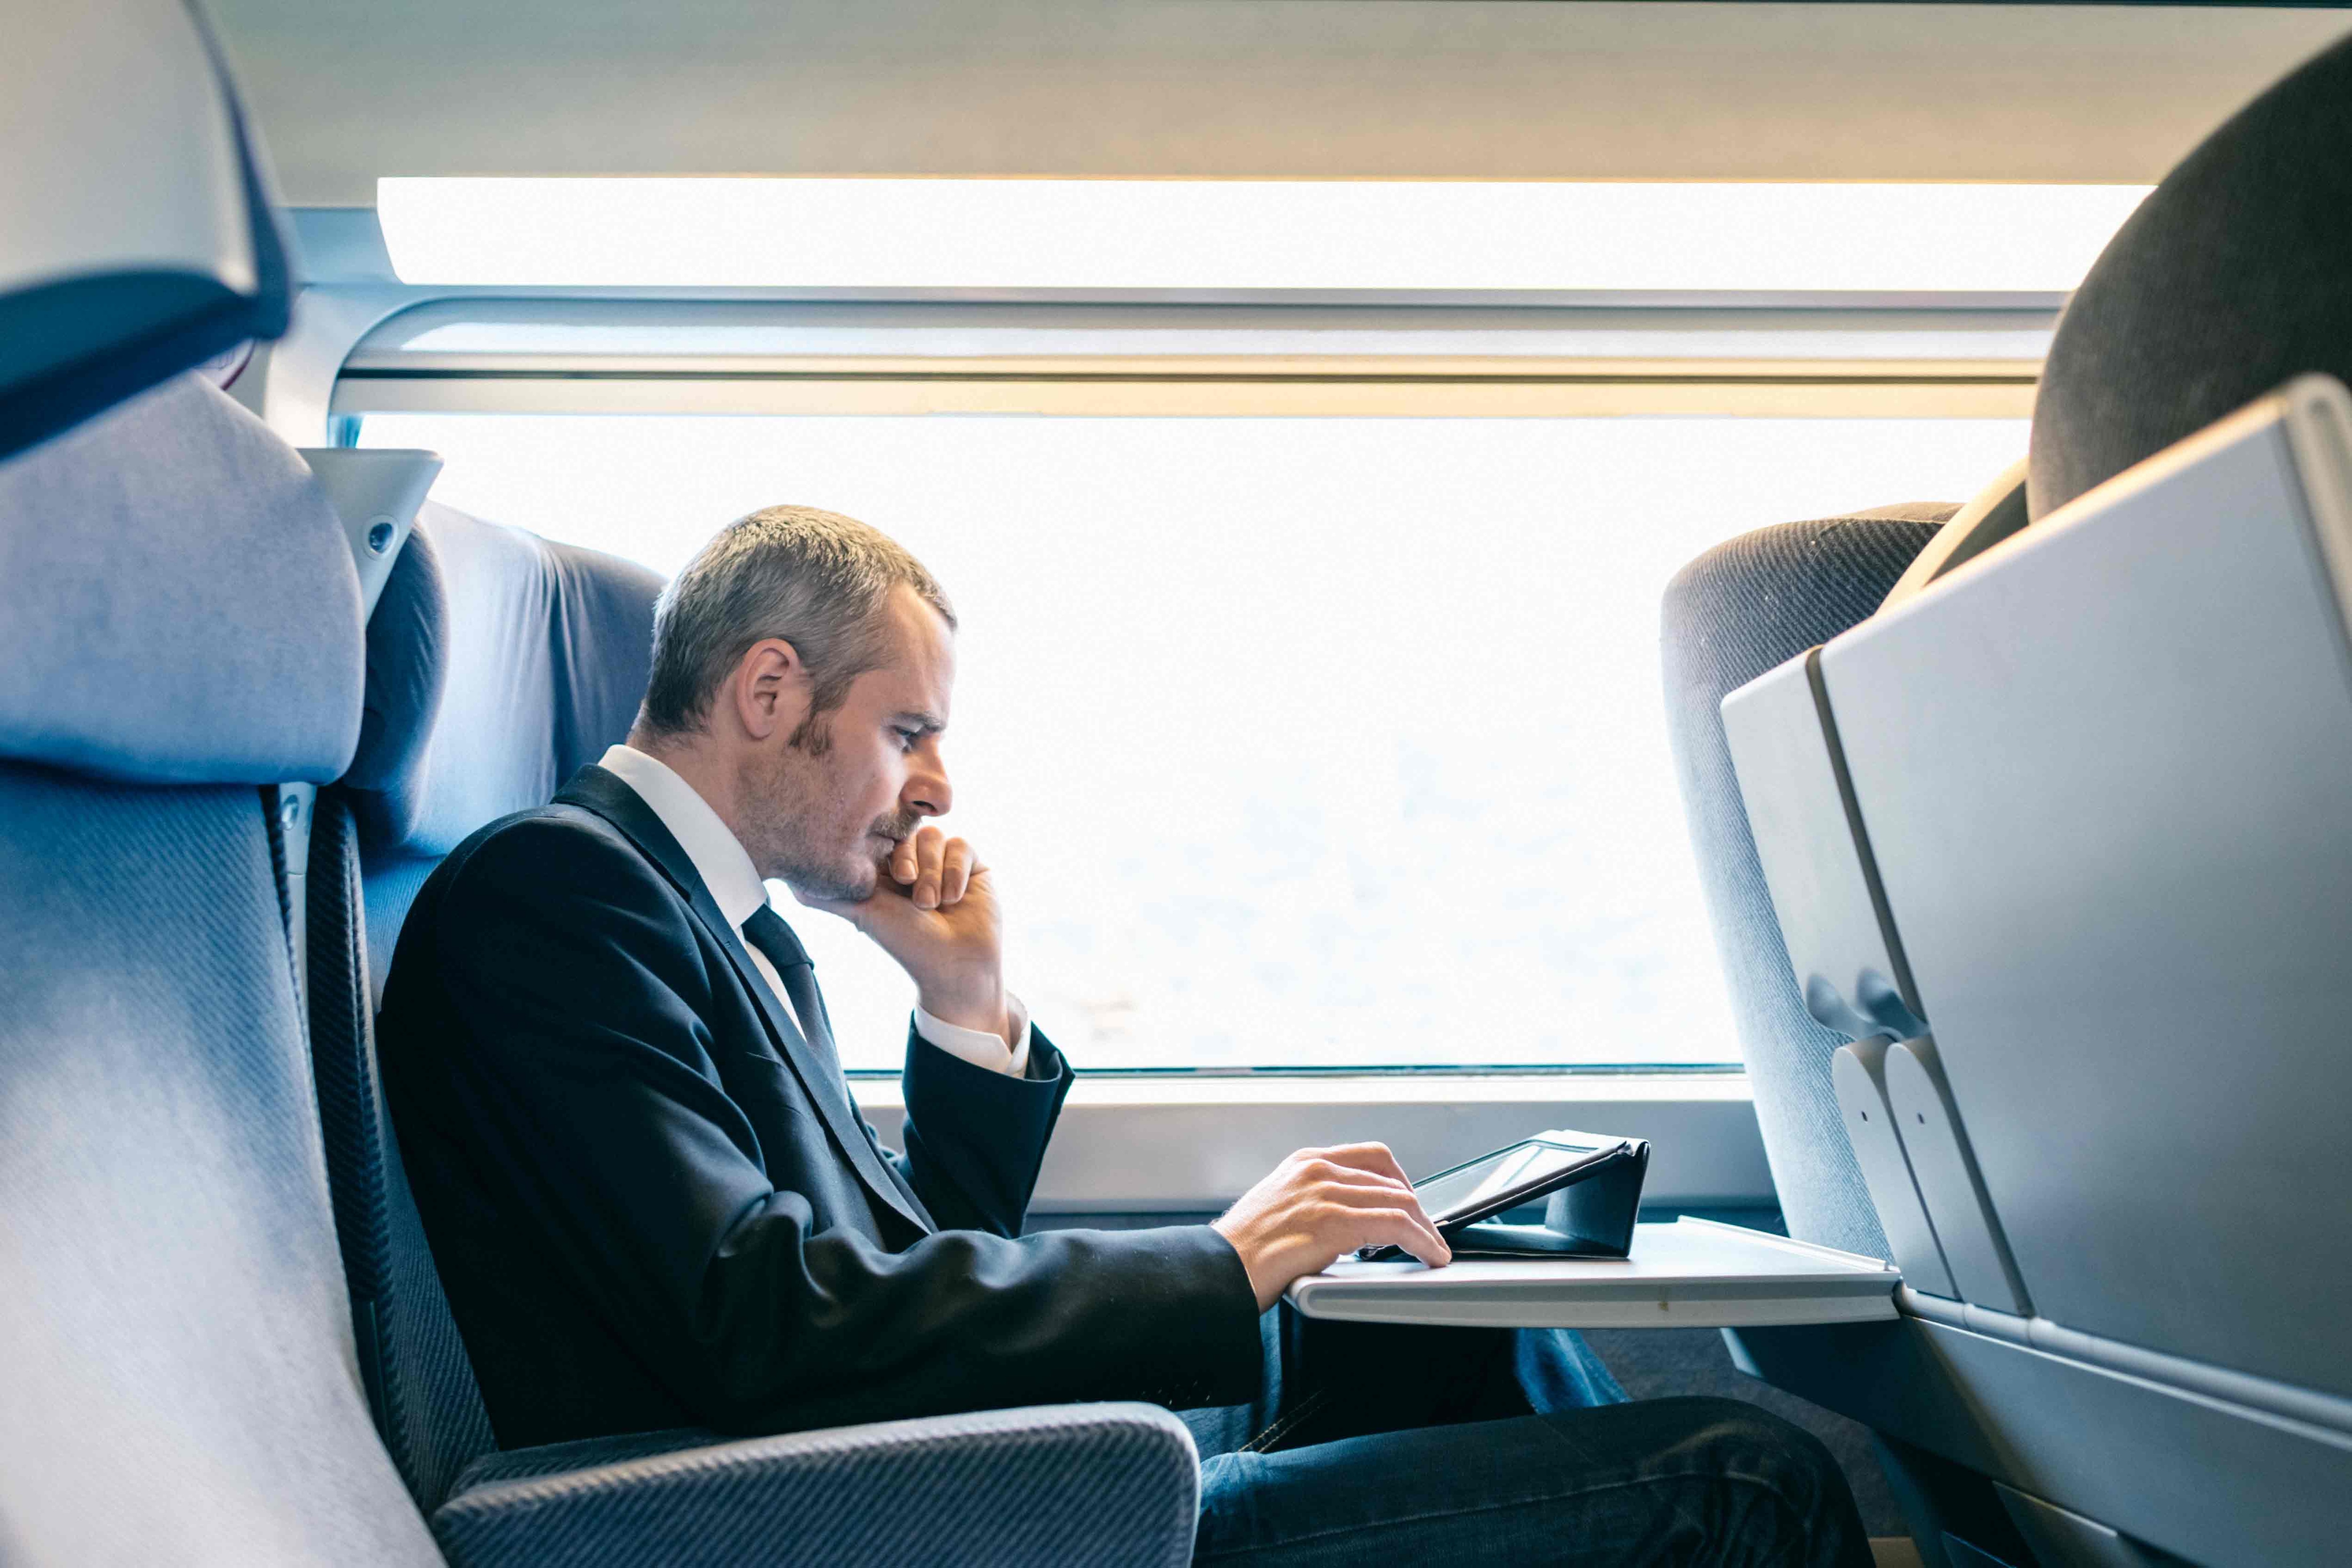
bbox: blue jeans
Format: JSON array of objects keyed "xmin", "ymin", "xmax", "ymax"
[{"xmin": 1181, "ymin": 1310, "xmax": 1870, "ymax": 1566}]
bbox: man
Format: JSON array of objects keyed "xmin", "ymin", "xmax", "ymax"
[{"xmin": 380, "ymin": 505, "xmax": 1870, "ymax": 1565}]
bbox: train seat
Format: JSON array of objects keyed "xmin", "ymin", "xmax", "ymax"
[
  {"xmin": 312, "ymin": 497, "xmax": 661, "ymax": 1507},
  {"xmin": 2, "ymin": 5, "xmax": 1200, "ymax": 1560},
  {"xmin": 1659, "ymin": 501, "xmax": 1959, "ymax": 1258},
  {"xmin": 310, "ymin": 494, "xmax": 1206, "ymax": 1561},
  {"xmin": 0, "ymin": 382, "xmax": 1202, "ymax": 1568},
  {"xmin": 340, "ymin": 500, "xmax": 663, "ymax": 1003},
  {"xmin": 0, "ymin": 373, "xmax": 442, "ymax": 1564},
  {"xmin": 0, "ymin": 8, "xmax": 433, "ymax": 1555},
  {"xmin": 1665, "ymin": 32, "xmax": 2352, "ymax": 1568}
]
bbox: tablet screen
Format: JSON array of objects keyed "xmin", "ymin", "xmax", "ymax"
[{"xmin": 1412, "ymin": 1138, "xmax": 1605, "ymax": 1228}]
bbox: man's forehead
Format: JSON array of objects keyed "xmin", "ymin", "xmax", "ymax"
[{"xmin": 865, "ymin": 586, "xmax": 954, "ymax": 718}]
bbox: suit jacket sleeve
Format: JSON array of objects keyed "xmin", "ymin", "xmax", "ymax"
[
  {"xmin": 891, "ymin": 1023, "xmax": 1070, "ymax": 1236},
  {"xmin": 414, "ymin": 817, "xmax": 1263, "ymax": 1435}
]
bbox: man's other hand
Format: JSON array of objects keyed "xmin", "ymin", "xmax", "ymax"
[
  {"xmin": 795, "ymin": 824, "xmax": 1011, "ymax": 1044},
  {"xmin": 1212, "ymin": 1144, "xmax": 1452, "ymax": 1311}
]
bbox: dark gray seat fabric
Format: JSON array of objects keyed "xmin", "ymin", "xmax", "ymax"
[
  {"xmin": 2030, "ymin": 33, "xmax": 2352, "ymax": 520},
  {"xmin": 1660, "ymin": 505, "xmax": 1955, "ymax": 1257},
  {"xmin": 309, "ymin": 792, "xmax": 504, "ymax": 1512},
  {"xmin": 432, "ymin": 1408, "xmax": 1205, "ymax": 1568},
  {"xmin": 0, "ymin": 377, "xmax": 441, "ymax": 1564},
  {"xmin": 313, "ymin": 501, "xmax": 667, "ymax": 1506}
]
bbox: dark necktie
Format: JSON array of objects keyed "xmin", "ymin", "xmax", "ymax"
[
  {"xmin": 739, "ymin": 905, "xmax": 836, "ymax": 1070},
  {"xmin": 739, "ymin": 903, "xmax": 930, "ymax": 1229}
]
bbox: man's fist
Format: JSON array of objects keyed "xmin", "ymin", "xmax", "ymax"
[
  {"xmin": 1211, "ymin": 1143, "xmax": 1451, "ymax": 1311},
  {"xmin": 795, "ymin": 824, "xmax": 1010, "ymax": 1043}
]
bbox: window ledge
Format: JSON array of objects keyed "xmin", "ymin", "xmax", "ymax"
[
  {"xmin": 856, "ymin": 1069, "xmax": 1749, "ymax": 1109},
  {"xmin": 856, "ymin": 1070, "xmax": 1770, "ymax": 1213}
]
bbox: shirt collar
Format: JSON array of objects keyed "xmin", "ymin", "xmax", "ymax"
[{"xmin": 597, "ymin": 744, "xmax": 771, "ymax": 929}]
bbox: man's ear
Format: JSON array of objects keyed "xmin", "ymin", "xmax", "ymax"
[{"xmin": 731, "ymin": 638, "xmax": 809, "ymax": 742}]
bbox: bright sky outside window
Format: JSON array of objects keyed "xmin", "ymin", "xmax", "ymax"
[
  {"xmin": 376, "ymin": 178, "xmax": 2150, "ymax": 293},
  {"xmin": 359, "ymin": 411, "xmax": 2029, "ymax": 1071}
]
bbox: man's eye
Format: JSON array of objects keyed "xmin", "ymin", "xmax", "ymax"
[{"xmin": 893, "ymin": 729, "xmax": 921, "ymax": 753}]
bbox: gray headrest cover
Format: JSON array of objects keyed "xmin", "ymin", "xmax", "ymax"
[{"xmin": 0, "ymin": 376, "xmax": 363, "ymax": 784}]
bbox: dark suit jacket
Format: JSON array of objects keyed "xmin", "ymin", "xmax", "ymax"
[{"xmin": 378, "ymin": 764, "xmax": 1261, "ymax": 1448}]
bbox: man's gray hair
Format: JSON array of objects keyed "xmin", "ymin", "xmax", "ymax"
[{"xmin": 638, "ymin": 504, "xmax": 954, "ymax": 739}]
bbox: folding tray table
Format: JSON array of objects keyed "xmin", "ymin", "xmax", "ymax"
[{"xmin": 1286, "ymin": 1217, "xmax": 1900, "ymax": 1329}]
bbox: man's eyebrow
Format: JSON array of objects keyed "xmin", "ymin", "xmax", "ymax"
[{"xmin": 891, "ymin": 710, "xmax": 946, "ymax": 733}]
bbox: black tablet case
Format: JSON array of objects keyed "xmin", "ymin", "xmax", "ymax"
[{"xmin": 1448, "ymin": 1136, "xmax": 1652, "ymax": 1259}]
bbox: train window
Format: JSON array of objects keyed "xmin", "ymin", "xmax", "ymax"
[
  {"xmin": 357, "ymin": 408, "xmax": 2025, "ymax": 1070},
  {"xmin": 375, "ymin": 177, "xmax": 2147, "ymax": 293}
]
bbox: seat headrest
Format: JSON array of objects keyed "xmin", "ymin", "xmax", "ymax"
[
  {"xmin": 344, "ymin": 501, "xmax": 663, "ymax": 858},
  {"xmin": 2029, "ymin": 34, "xmax": 2352, "ymax": 520},
  {"xmin": 2, "ymin": 3, "xmax": 293, "ymax": 461},
  {"xmin": 0, "ymin": 376, "xmax": 364, "ymax": 784}
]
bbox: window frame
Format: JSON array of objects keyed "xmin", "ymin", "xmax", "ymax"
[
  {"xmin": 306, "ymin": 285, "xmax": 2049, "ymax": 1211},
  {"xmin": 327, "ymin": 295, "xmax": 2050, "ymax": 421}
]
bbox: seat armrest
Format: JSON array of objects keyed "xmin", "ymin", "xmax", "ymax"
[{"xmin": 430, "ymin": 1402, "xmax": 1200, "ymax": 1568}]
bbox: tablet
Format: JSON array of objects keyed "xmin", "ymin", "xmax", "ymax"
[{"xmin": 1412, "ymin": 1134, "xmax": 1628, "ymax": 1234}]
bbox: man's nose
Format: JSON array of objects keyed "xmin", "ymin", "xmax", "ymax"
[{"xmin": 903, "ymin": 755, "xmax": 951, "ymax": 818}]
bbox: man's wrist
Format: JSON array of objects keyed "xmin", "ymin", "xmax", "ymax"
[
  {"xmin": 914, "ymin": 994, "xmax": 1032, "ymax": 1076},
  {"xmin": 914, "ymin": 984, "xmax": 1011, "ymax": 1044}
]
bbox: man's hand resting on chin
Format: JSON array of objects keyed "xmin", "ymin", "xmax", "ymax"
[
  {"xmin": 795, "ymin": 824, "xmax": 1019, "ymax": 1048},
  {"xmin": 1213, "ymin": 1143, "xmax": 1452, "ymax": 1311}
]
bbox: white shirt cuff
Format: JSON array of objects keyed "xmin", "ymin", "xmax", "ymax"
[{"xmin": 913, "ymin": 998, "xmax": 1032, "ymax": 1077}]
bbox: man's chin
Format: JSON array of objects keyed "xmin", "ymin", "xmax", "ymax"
[{"xmin": 784, "ymin": 861, "xmax": 879, "ymax": 905}]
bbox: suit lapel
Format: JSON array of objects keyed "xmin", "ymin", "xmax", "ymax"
[
  {"xmin": 556, "ymin": 766, "xmax": 930, "ymax": 1232},
  {"xmin": 779, "ymin": 968, "xmax": 935, "ymax": 1229}
]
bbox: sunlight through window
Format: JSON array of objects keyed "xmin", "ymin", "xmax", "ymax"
[
  {"xmin": 378, "ymin": 178, "xmax": 2149, "ymax": 293},
  {"xmin": 360, "ymin": 411, "xmax": 2028, "ymax": 1070}
]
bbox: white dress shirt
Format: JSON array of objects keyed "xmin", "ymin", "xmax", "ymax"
[{"xmin": 597, "ymin": 744, "xmax": 1031, "ymax": 1076}]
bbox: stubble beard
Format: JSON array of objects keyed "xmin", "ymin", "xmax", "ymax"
[{"xmin": 738, "ymin": 725, "xmax": 921, "ymax": 903}]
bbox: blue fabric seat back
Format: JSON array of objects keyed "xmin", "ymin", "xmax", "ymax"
[
  {"xmin": 0, "ymin": 377, "xmax": 441, "ymax": 1563},
  {"xmin": 1660, "ymin": 506, "xmax": 1953, "ymax": 1257},
  {"xmin": 310, "ymin": 500, "xmax": 661, "ymax": 1504},
  {"xmin": 342, "ymin": 501, "xmax": 663, "ymax": 989}
]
